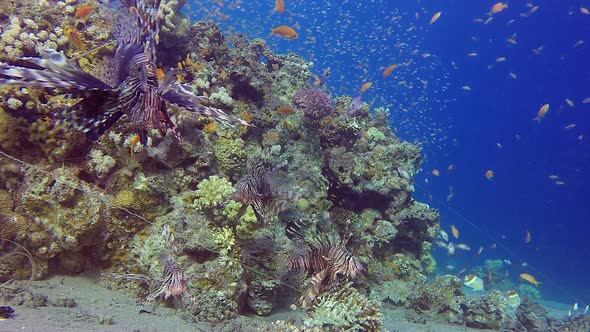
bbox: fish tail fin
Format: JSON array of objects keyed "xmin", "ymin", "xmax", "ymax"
[{"xmin": 532, "ymin": 117, "xmax": 540, "ymax": 123}]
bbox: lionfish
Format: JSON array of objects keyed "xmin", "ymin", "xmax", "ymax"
[
  {"xmin": 290, "ymin": 235, "xmax": 363, "ymax": 307},
  {"xmin": 232, "ymin": 157, "xmax": 300, "ymax": 224},
  {"xmin": 0, "ymin": 0, "xmax": 247, "ymax": 144},
  {"xmin": 106, "ymin": 225, "xmax": 189, "ymax": 309}
]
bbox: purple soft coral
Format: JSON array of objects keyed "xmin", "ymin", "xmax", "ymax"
[{"xmin": 292, "ymin": 88, "xmax": 333, "ymax": 120}]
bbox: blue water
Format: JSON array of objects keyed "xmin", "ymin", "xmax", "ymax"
[{"xmin": 187, "ymin": 0, "xmax": 590, "ymax": 304}]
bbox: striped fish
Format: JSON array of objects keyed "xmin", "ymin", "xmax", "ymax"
[
  {"xmin": 0, "ymin": 0, "xmax": 247, "ymax": 143},
  {"xmin": 232, "ymin": 158, "xmax": 300, "ymax": 224},
  {"xmin": 290, "ymin": 236, "xmax": 363, "ymax": 307}
]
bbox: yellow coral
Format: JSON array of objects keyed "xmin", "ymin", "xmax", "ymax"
[
  {"xmin": 212, "ymin": 226, "xmax": 236, "ymax": 255},
  {"xmin": 113, "ymin": 189, "xmax": 145, "ymax": 211}
]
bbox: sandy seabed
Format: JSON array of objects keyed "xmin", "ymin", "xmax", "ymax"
[{"xmin": 0, "ymin": 275, "xmax": 569, "ymax": 332}]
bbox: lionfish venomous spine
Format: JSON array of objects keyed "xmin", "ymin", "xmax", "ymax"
[
  {"xmin": 290, "ymin": 236, "xmax": 363, "ymax": 307},
  {"xmin": 232, "ymin": 157, "xmax": 301, "ymax": 224},
  {"xmin": 0, "ymin": 0, "xmax": 247, "ymax": 143}
]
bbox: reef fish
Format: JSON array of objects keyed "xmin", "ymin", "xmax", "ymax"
[
  {"xmin": 506, "ymin": 290, "xmax": 521, "ymax": 308},
  {"xmin": 271, "ymin": 25, "xmax": 298, "ymax": 39},
  {"xmin": 275, "ymin": 0, "xmax": 285, "ymax": 14},
  {"xmin": 533, "ymin": 104, "xmax": 550, "ymax": 122},
  {"xmin": 490, "ymin": 2, "xmax": 508, "ymax": 15},
  {"xmin": 429, "ymin": 11, "xmax": 442, "ymax": 25},
  {"xmin": 0, "ymin": 0, "xmax": 248, "ymax": 144},
  {"xmin": 464, "ymin": 274, "xmax": 485, "ymax": 291},
  {"xmin": 232, "ymin": 157, "xmax": 300, "ymax": 224},
  {"xmin": 439, "ymin": 229, "xmax": 449, "ymax": 242},
  {"xmin": 360, "ymin": 82, "xmax": 373, "ymax": 93},
  {"xmin": 451, "ymin": 225, "xmax": 459, "ymax": 239},
  {"xmin": 382, "ymin": 64, "xmax": 399, "ymax": 78},
  {"xmin": 455, "ymin": 243, "xmax": 471, "ymax": 251},
  {"xmin": 346, "ymin": 95, "xmax": 364, "ymax": 117},
  {"xmin": 75, "ymin": 4, "xmax": 96, "ymax": 19},
  {"xmin": 520, "ymin": 273, "xmax": 541, "ymax": 286},
  {"xmin": 485, "ymin": 170, "xmax": 494, "ymax": 180},
  {"xmin": 525, "ymin": 230, "xmax": 532, "ymax": 243}
]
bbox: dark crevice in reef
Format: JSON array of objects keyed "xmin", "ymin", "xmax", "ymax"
[
  {"xmin": 185, "ymin": 248, "xmax": 218, "ymax": 264},
  {"xmin": 323, "ymin": 165, "xmax": 392, "ymax": 212},
  {"xmin": 230, "ymin": 74, "xmax": 265, "ymax": 106}
]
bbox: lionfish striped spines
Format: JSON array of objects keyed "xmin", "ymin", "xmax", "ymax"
[
  {"xmin": 289, "ymin": 236, "xmax": 363, "ymax": 307},
  {"xmin": 0, "ymin": 50, "xmax": 113, "ymax": 92},
  {"xmin": 233, "ymin": 157, "xmax": 300, "ymax": 224}
]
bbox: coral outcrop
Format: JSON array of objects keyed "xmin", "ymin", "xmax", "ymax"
[{"xmin": 0, "ymin": 1, "xmax": 452, "ymax": 330}]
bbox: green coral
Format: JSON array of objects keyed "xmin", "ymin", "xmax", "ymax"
[
  {"xmin": 366, "ymin": 127, "xmax": 386, "ymax": 143},
  {"xmin": 420, "ymin": 241, "xmax": 437, "ymax": 274},
  {"xmin": 212, "ymin": 226, "xmax": 236, "ymax": 255},
  {"xmin": 194, "ymin": 175, "xmax": 235, "ymax": 209},
  {"xmin": 213, "ymin": 137, "xmax": 246, "ymax": 176},
  {"xmin": 235, "ymin": 205, "xmax": 259, "ymax": 239},
  {"xmin": 113, "ymin": 189, "xmax": 143, "ymax": 211}
]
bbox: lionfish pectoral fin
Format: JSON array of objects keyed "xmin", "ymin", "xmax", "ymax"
[{"xmin": 56, "ymin": 92, "xmax": 124, "ymax": 141}]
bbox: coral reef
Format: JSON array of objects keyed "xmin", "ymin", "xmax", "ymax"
[
  {"xmin": 303, "ymin": 282, "xmax": 383, "ymax": 332},
  {"xmin": 0, "ymin": 1, "xmax": 454, "ymax": 329},
  {"xmin": 292, "ymin": 88, "xmax": 334, "ymax": 121}
]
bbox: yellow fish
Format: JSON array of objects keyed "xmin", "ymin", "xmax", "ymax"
[
  {"xmin": 533, "ymin": 103, "xmax": 550, "ymax": 122},
  {"xmin": 429, "ymin": 11, "xmax": 442, "ymax": 25},
  {"xmin": 451, "ymin": 225, "xmax": 459, "ymax": 239},
  {"xmin": 520, "ymin": 273, "xmax": 541, "ymax": 286}
]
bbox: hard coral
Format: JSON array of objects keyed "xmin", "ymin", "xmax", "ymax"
[
  {"xmin": 293, "ymin": 88, "xmax": 333, "ymax": 121},
  {"xmin": 303, "ymin": 282, "xmax": 383, "ymax": 332}
]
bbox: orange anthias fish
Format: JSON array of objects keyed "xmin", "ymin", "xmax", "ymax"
[
  {"xmin": 451, "ymin": 225, "xmax": 459, "ymax": 239},
  {"xmin": 271, "ymin": 26, "xmax": 298, "ymax": 39},
  {"xmin": 432, "ymin": 169, "xmax": 440, "ymax": 176},
  {"xmin": 490, "ymin": 2, "xmax": 508, "ymax": 15},
  {"xmin": 130, "ymin": 134, "xmax": 140, "ymax": 160},
  {"xmin": 485, "ymin": 170, "xmax": 494, "ymax": 181},
  {"xmin": 155, "ymin": 68, "xmax": 165, "ymax": 81},
  {"xmin": 429, "ymin": 11, "xmax": 442, "ymax": 25},
  {"xmin": 75, "ymin": 4, "xmax": 95, "ymax": 19},
  {"xmin": 276, "ymin": 105, "xmax": 295, "ymax": 115},
  {"xmin": 520, "ymin": 273, "xmax": 541, "ymax": 287},
  {"xmin": 275, "ymin": 0, "xmax": 285, "ymax": 14},
  {"xmin": 65, "ymin": 27, "xmax": 86, "ymax": 51},
  {"xmin": 360, "ymin": 82, "xmax": 373, "ymax": 93},
  {"xmin": 533, "ymin": 103, "xmax": 550, "ymax": 122},
  {"xmin": 382, "ymin": 64, "xmax": 400, "ymax": 78}
]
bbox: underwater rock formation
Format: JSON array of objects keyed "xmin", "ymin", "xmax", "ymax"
[{"xmin": 0, "ymin": 0, "xmax": 449, "ymax": 329}]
